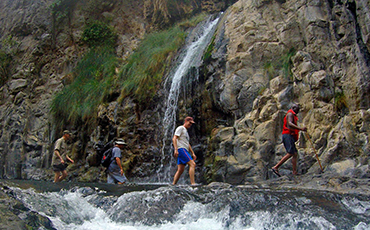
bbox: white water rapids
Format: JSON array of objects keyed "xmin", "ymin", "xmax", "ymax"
[{"xmin": 6, "ymin": 180, "xmax": 370, "ymax": 230}]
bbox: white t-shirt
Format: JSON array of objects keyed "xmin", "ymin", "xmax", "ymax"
[{"xmin": 174, "ymin": 126, "xmax": 190, "ymax": 150}]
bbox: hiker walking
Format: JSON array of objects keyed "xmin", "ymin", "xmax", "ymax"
[
  {"xmin": 272, "ymin": 104, "xmax": 307, "ymax": 177},
  {"xmin": 107, "ymin": 139, "xmax": 127, "ymax": 184},
  {"xmin": 172, "ymin": 116, "xmax": 197, "ymax": 185},
  {"xmin": 52, "ymin": 130, "xmax": 74, "ymax": 182}
]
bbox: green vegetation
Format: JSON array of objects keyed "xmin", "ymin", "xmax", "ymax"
[
  {"xmin": 263, "ymin": 62, "xmax": 275, "ymax": 80},
  {"xmin": 258, "ymin": 86, "xmax": 267, "ymax": 96},
  {"xmin": 203, "ymin": 34, "xmax": 216, "ymax": 63},
  {"xmin": 178, "ymin": 12, "xmax": 208, "ymax": 29},
  {"xmin": 50, "ymin": 46, "xmax": 118, "ymax": 127},
  {"xmin": 117, "ymin": 13, "xmax": 208, "ymax": 107},
  {"xmin": 334, "ymin": 91, "xmax": 348, "ymax": 113},
  {"xmin": 117, "ymin": 25, "xmax": 186, "ymax": 106},
  {"xmin": 2, "ymin": 35, "xmax": 20, "ymax": 55},
  {"xmin": 82, "ymin": 21, "xmax": 117, "ymax": 47},
  {"xmin": 281, "ymin": 48, "xmax": 296, "ymax": 80},
  {"xmin": 263, "ymin": 48, "xmax": 296, "ymax": 81},
  {"xmin": 51, "ymin": 13, "xmax": 208, "ymax": 126},
  {"xmin": 0, "ymin": 51, "xmax": 12, "ymax": 86}
]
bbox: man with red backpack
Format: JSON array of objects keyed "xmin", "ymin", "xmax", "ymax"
[{"xmin": 272, "ymin": 104, "xmax": 307, "ymax": 177}]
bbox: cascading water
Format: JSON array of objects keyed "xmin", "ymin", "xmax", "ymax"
[
  {"xmin": 157, "ymin": 15, "xmax": 220, "ymax": 182},
  {"xmin": 4, "ymin": 180, "xmax": 370, "ymax": 230}
]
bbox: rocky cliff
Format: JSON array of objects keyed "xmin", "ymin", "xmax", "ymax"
[
  {"xmin": 0, "ymin": 0, "xmax": 370, "ymax": 193},
  {"xmin": 201, "ymin": 0, "xmax": 370, "ymax": 191}
]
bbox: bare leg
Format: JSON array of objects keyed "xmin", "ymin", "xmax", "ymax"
[
  {"xmin": 58, "ymin": 170, "xmax": 68, "ymax": 182},
  {"xmin": 187, "ymin": 160, "xmax": 196, "ymax": 185},
  {"xmin": 54, "ymin": 171, "xmax": 61, "ymax": 182},
  {"xmin": 173, "ymin": 164, "xmax": 185, "ymax": 185},
  {"xmin": 272, "ymin": 153, "xmax": 294, "ymax": 172}
]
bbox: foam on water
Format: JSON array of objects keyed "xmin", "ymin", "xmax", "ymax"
[{"xmin": 8, "ymin": 184, "xmax": 370, "ymax": 230}]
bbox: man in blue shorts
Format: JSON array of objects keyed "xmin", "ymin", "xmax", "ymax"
[{"xmin": 172, "ymin": 116, "xmax": 197, "ymax": 185}]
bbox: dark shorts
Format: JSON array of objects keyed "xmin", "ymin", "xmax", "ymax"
[
  {"xmin": 177, "ymin": 148, "xmax": 193, "ymax": 165},
  {"xmin": 52, "ymin": 163, "xmax": 68, "ymax": 172},
  {"xmin": 282, "ymin": 134, "xmax": 297, "ymax": 154}
]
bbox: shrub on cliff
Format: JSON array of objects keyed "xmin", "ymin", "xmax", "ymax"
[{"xmin": 82, "ymin": 21, "xmax": 117, "ymax": 48}]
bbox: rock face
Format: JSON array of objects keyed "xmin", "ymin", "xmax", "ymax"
[
  {"xmin": 0, "ymin": 0, "xmax": 149, "ymax": 181},
  {"xmin": 0, "ymin": 0, "xmax": 233, "ymax": 182},
  {"xmin": 0, "ymin": 183, "xmax": 55, "ymax": 229},
  {"xmin": 202, "ymin": 0, "xmax": 370, "ymax": 184},
  {"xmin": 0, "ymin": 0, "xmax": 370, "ymax": 191}
]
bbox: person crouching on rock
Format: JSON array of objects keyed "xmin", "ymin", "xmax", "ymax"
[
  {"xmin": 52, "ymin": 130, "xmax": 74, "ymax": 182},
  {"xmin": 272, "ymin": 104, "xmax": 307, "ymax": 177}
]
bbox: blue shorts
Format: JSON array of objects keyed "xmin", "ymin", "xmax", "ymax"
[
  {"xmin": 282, "ymin": 134, "xmax": 297, "ymax": 154},
  {"xmin": 177, "ymin": 148, "xmax": 193, "ymax": 165}
]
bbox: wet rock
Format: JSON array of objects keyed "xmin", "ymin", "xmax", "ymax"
[{"xmin": 0, "ymin": 184, "xmax": 55, "ymax": 230}]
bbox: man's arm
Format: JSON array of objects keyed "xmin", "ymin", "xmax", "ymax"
[
  {"xmin": 54, "ymin": 150, "xmax": 64, "ymax": 164},
  {"xmin": 116, "ymin": 157, "xmax": 124, "ymax": 175},
  {"xmin": 66, "ymin": 155, "xmax": 74, "ymax": 164},
  {"xmin": 173, "ymin": 135, "xmax": 179, "ymax": 157},
  {"xmin": 287, "ymin": 113, "xmax": 307, "ymax": 131}
]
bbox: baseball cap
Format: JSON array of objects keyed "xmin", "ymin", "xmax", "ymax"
[
  {"xmin": 185, "ymin": 117, "xmax": 195, "ymax": 124},
  {"xmin": 63, "ymin": 130, "xmax": 71, "ymax": 135}
]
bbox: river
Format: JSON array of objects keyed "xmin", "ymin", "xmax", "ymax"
[{"xmin": 2, "ymin": 179, "xmax": 369, "ymax": 230}]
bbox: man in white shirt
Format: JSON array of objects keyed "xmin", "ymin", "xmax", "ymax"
[{"xmin": 172, "ymin": 116, "xmax": 197, "ymax": 185}]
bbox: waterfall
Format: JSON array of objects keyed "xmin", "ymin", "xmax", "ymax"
[{"xmin": 157, "ymin": 16, "xmax": 220, "ymax": 182}]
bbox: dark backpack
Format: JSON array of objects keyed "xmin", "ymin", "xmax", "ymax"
[{"xmin": 101, "ymin": 147, "xmax": 113, "ymax": 167}]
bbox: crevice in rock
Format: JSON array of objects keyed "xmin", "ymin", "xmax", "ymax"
[
  {"xmin": 346, "ymin": 1, "xmax": 370, "ymax": 66},
  {"xmin": 346, "ymin": 1, "xmax": 370, "ymax": 109}
]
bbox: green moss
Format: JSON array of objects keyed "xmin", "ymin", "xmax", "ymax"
[
  {"xmin": 281, "ymin": 47, "xmax": 296, "ymax": 80},
  {"xmin": 203, "ymin": 34, "xmax": 216, "ymax": 63},
  {"xmin": 334, "ymin": 91, "xmax": 348, "ymax": 113},
  {"xmin": 258, "ymin": 86, "xmax": 267, "ymax": 95},
  {"xmin": 0, "ymin": 50, "xmax": 12, "ymax": 87},
  {"xmin": 263, "ymin": 62, "xmax": 275, "ymax": 80},
  {"xmin": 262, "ymin": 48, "xmax": 296, "ymax": 81}
]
